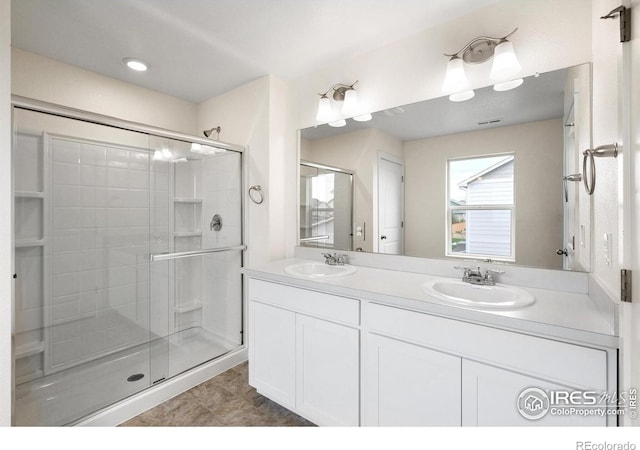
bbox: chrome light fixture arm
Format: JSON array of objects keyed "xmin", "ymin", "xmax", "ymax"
[{"xmin": 444, "ymin": 28, "xmax": 518, "ymax": 63}]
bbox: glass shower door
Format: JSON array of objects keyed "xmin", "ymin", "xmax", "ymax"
[
  {"xmin": 13, "ymin": 108, "xmax": 154, "ymax": 425},
  {"xmin": 148, "ymin": 137, "xmax": 243, "ymax": 384}
]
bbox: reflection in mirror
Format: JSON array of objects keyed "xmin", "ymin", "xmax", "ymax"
[
  {"xmin": 298, "ymin": 64, "xmax": 591, "ymax": 271},
  {"xmin": 299, "ymin": 161, "xmax": 354, "ymax": 250}
]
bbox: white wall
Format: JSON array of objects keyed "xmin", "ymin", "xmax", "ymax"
[
  {"xmin": 0, "ymin": 0, "xmax": 12, "ymax": 428},
  {"xmin": 12, "ymin": 48, "xmax": 198, "ymax": 135},
  {"xmin": 301, "ymin": 128, "xmax": 403, "ymax": 252},
  {"xmin": 404, "ymin": 119, "xmax": 563, "ymax": 269}
]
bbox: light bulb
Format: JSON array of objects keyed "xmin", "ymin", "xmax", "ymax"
[
  {"xmin": 342, "ymin": 88, "xmax": 360, "ymax": 115},
  {"xmin": 448, "ymin": 90, "xmax": 475, "ymax": 102},
  {"xmin": 123, "ymin": 58, "xmax": 148, "ymax": 72},
  {"xmin": 328, "ymin": 120, "xmax": 346, "ymax": 127},
  {"xmin": 316, "ymin": 95, "xmax": 332, "ymax": 122},
  {"xmin": 493, "ymin": 78, "xmax": 524, "ymax": 91},
  {"xmin": 442, "ymin": 56, "xmax": 469, "ymax": 93},
  {"xmin": 490, "ymin": 40, "xmax": 521, "ymax": 81},
  {"xmin": 353, "ymin": 113, "xmax": 372, "ymax": 122}
]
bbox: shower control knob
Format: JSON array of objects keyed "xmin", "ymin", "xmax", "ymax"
[
  {"xmin": 556, "ymin": 248, "xmax": 568, "ymax": 256},
  {"xmin": 380, "ymin": 235, "xmax": 387, "ymax": 240}
]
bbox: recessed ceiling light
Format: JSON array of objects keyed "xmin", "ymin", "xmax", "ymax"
[{"xmin": 123, "ymin": 57, "xmax": 148, "ymax": 72}]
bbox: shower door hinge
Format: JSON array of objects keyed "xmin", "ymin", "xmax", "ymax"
[
  {"xmin": 621, "ymin": 269, "xmax": 632, "ymax": 303},
  {"xmin": 601, "ymin": 6, "xmax": 631, "ymax": 43}
]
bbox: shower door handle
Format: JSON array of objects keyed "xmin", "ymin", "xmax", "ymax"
[{"xmin": 149, "ymin": 245, "xmax": 247, "ymax": 262}]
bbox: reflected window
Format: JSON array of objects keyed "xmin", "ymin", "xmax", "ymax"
[{"xmin": 447, "ymin": 154, "xmax": 515, "ymax": 260}]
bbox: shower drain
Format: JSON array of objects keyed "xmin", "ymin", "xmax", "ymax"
[{"xmin": 127, "ymin": 373, "xmax": 145, "ymax": 382}]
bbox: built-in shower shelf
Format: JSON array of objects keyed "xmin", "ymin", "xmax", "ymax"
[
  {"xmin": 174, "ymin": 231, "xmax": 203, "ymax": 238},
  {"xmin": 15, "ymin": 239, "xmax": 45, "ymax": 248},
  {"xmin": 174, "ymin": 300, "xmax": 203, "ymax": 314},
  {"xmin": 15, "ymin": 191, "xmax": 45, "ymax": 199},
  {"xmin": 15, "ymin": 341, "xmax": 45, "ymax": 358},
  {"xmin": 16, "ymin": 370, "xmax": 44, "ymax": 385},
  {"xmin": 174, "ymin": 198, "xmax": 202, "ymax": 203}
]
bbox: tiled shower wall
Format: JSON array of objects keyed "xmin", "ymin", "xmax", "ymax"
[{"xmin": 49, "ymin": 137, "xmax": 152, "ymax": 371}]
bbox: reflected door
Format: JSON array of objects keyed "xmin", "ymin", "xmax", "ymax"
[{"xmin": 377, "ymin": 155, "xmax": 404, "ymax": 255}]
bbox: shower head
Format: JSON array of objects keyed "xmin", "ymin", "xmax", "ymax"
[{"xmin": 203, "ymin": 126, "xmax": 221, "ymax": 138}]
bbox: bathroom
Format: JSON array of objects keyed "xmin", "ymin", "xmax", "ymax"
[{"xmin": 2, "ymin": 0, "xmax": 640, "ymax": 446}]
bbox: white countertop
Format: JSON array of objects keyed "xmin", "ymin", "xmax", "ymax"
[{"xmin": 242, "ymin": 258, "xmax": 619, "ymax": 349}]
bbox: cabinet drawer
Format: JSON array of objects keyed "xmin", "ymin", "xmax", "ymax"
[
  {"xmin": 367, "ymin": 303, "xmax": 607, "ymax": 390},
  {"xmin": 248, "ymin": 279, "xmax": 360, "ymax": 326}
]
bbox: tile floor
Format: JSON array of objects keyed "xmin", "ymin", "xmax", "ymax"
[{"xmin": 120, "ymin": 362, "xmax": 314, "ymax": 427}]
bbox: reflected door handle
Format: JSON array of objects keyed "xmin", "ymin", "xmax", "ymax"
[
  {"xmin": 556, "ymin": 248, "xmax": 568, "ymax": 256},
  {"xmin": 380, "ymin": 235, "xmax": 387, "ymax": 240}
]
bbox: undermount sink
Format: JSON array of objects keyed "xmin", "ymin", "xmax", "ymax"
[
  {"xmin": 284, "ymin": 262, "xmax": 357, "ymax": 278},
  {"xmin": 422, "ymin": 278, "xmax": 535, "ymax": 310}
]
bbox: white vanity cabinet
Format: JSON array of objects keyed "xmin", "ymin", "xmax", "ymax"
[
  {"xmin": 364, "ymin": 302, "xmax": 611, "ymax": 427},
  {"xmin": 247, "ymin": 278, "xmax": 360, "ymax": 426}
]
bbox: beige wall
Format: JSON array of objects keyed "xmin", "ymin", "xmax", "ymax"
[
  {"xmin": 301, "ymin": 128, "xmax": 403, "ymax": 252},
  {"xmin": 198, "ymin": 75, "xmax": 290, "ymax": 266},
  {"xmin": 12, "ymin": 48, "xmax": 198, "ymax": 135},
  {"xmin": 0, "ymin": 0, "xmax": 12, "ymax": 427},
  {"xmin": 404, "ymin": 118, "xmax": 564, "ymax": 269}
]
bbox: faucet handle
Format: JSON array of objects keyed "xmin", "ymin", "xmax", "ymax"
[{"xmin": 453, "ymin": 266, "xmax": 472, "ymax": 276}]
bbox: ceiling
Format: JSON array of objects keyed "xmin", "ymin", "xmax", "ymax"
[
  {"xmin": 11, "ymin": 0, "xmax": 499, "ymax": 103},
  {"xmin": 301, "ymin": 67, "xmax": 568, "ymax": 142}
]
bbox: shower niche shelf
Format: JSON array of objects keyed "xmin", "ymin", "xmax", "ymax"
[
  {"xmin": 173, "ymin": 231, "xmax": 203, "ymax": 238},
  {"xmin": 174, "ymin": 300, "xmax": 203, "ymax": 314},
  {"xmin": 15, "ymin": 191, "xmax": 45, "ymax": 199}
]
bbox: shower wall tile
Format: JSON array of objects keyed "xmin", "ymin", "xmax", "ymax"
[
  {"xmin": 53, "ymin": 162, "xmax": 81, "ymax": 185},
  {"xmin": 52, "ymin": 140, "xmax": 81, "ymax": 164},
  {"xmin": 81, "ymin": 144, "xmax": 106, "ymax": 166},
  {"xmin": 49, "ymin": 140, "xmax": 153, "ymax": 370},
  {"xmin": 53, "ymin": 185, "xmax": 81, "ymax": 207}
]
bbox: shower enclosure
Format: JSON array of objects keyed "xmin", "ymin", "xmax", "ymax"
[{"xmin": 12, "ymin": 100, "xmax": 245, "ymax": 426}]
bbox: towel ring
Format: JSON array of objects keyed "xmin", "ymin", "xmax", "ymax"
[
  {"xmin": 248, "ymin": 185, "xmax": 264, "ymax": 204},
  {"xmin": 582, "ymin": 142, "xmax": 618, "ymax": 196}
]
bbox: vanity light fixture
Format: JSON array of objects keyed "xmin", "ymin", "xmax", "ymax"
[
  {"xmin": 442, "ymin": 28, "xmax": 523, "ymax": 101},
  {"xmin": 328, "ymin": 120, "xmax": 347, "ymax": 128},
  {"xmin": 316, "ymin": 80, "xmax": 369, "ymax": 122},
  {"xmin": 353, "ymin": 113, "xmax": 373, "ymax": 122},
  {"xmin": 123, "ymin": 57, "xmax": 149, "ymax": 72}
]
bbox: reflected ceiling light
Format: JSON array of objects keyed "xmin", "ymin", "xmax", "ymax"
[
  {"xmin": 353, "ymin": 113, "xmax": 372, "ymax": 122},
  {"xmin": 442, "ymin": 28, "xmax": 522, "ymax": 101},
  {"xmin": 316, "ymin": 80, "xmax": 361, "ymax": 122},
  {"xmin": 190, "ymin": 143, "xmax": 203, "ymax": 153},
  {"xmin": 123, "ymin": 57, "xmax": 148, "ymax": 72},
  {"xmin": 328, "ymin": 120, "xmax": 347, "ymax": 127}
]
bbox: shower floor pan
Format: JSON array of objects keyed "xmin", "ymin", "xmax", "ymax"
[{"xmin": 14, "ymin": 326, "xmax": 237, "ymax": 426}]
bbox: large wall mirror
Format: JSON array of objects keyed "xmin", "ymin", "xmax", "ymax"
[{"xmin": 298, "ymin": 63, "xmax": 592, "ymax": 272}]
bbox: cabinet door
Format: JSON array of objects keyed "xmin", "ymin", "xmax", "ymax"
[
  {"xmin": 296, "ymin": 314, "xmax": 360, "ymax": 426},
  {"xmin": 364, "ymin": 334, "xmax": 462, "ymax": 426},
  {"xmin": 248, "ymin": 301, "xmax": 296, "ymax": 409},
  {"xmin": 462, "ymin": 360, "xmax": 606, "ymax": 426}
]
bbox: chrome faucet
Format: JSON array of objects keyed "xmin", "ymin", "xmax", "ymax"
[
  {"xmin": 454, "ymin": 266, "xmax": 504, "ymax": 286},
  {"xmin": 322, "ymin": 252, "xmax": 347, "ymax": 266}
]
